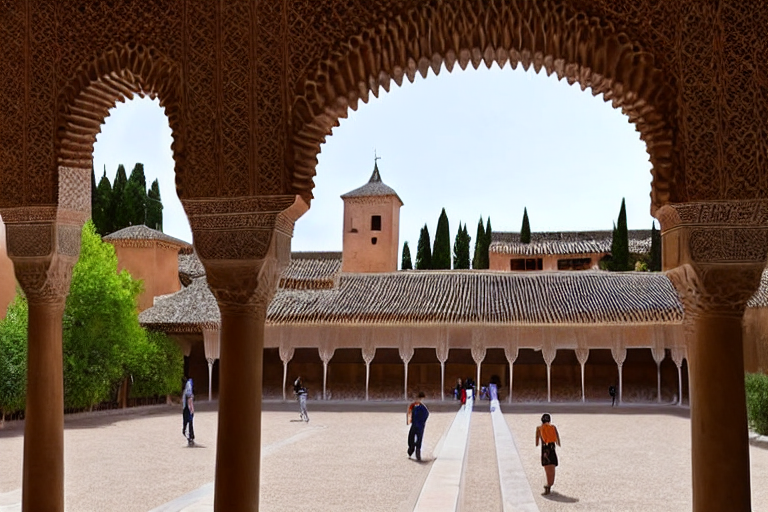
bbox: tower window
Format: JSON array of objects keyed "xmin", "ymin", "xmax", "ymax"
[
  {"xmin": 371, "ymin": 237, "xmax": 378, "ymax": 245},
  {"xmin": 371, "ymin": 215, "xmax": 382, "ymax": 231}
]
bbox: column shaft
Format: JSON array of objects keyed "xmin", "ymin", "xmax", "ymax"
[
  {"xmin": 580, "ymin": 363, "xmax": 585, "ymax": 403},
  {"xmin": 689, "ymin": 314, "xmax": 751, "ymax": 512},
  {"xmin": 22, "ymin": 301, "xmax": 66, "ymax": 512},
  {"xmin": 214, "ymin": 305, "xmax": 265, "ymax": 512}
]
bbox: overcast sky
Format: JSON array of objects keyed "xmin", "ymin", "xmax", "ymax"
[{"xmin": 93, "ymin": 64, "xmax": 655, "ymax": 259}]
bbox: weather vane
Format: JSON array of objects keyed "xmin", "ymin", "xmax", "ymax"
[{"xmin": 374, "ymin": 149, "xmax": 381, "ymax": 165}]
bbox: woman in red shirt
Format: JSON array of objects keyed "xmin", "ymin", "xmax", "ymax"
[{"xmin": 535, "ymin": 413, "xmax": 561, "ymax": 495}]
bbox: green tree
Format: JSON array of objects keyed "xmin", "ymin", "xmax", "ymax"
[
  {"xmin": 146, "ymin": 178, "xmax": 164, "ymax": 231},
  {"xmin": 126, "ymin": 330, "xmax": 183, "ymax": 398},
  {"xmin": 520, "ymin": 207, "xmax": 531, "ymax": 244},
  {"xmin": 0, "ymin": 294, "xmax": 28, "ymax": 419},
  {"xmin": 401, "ymin": 241, "xmax": 413, "ymax": 270},
  {"xmin": 63, "ymin": 221, "xmax": 145, "ymax": 409},
  {"xmin": 472, "ymin": 217, "xmax": 485, "ymax": 269},
  {"xmin": 432, "ymin": 208, "xmax": 451, "ymax": 269},
  {"xmin": 610, "ymin": 198, "xmax": 630, "ymax": 271},
  {"xmin": 415, "ymin": 225, "xmax": 432, "ymax": 270},
  {"xmin": 650, "ymin": 221, "xmax": 662, "ymax": 271},
  {"xmin": 123, "ymin": 163, "xmax": 148, "ymax": 227},
  {"xmin": 453, "ymin": 223, "xmax": 471, "ymax": 269},
  {"xmin": 93, "ymin": 167, "xmax": 113, "ymax": 235},
  {"xmin": 480, "ymin": 217, "xmax": 492, "ymax": 269},
  {"xmin": 110, "ymin": 164, "xmax": 129, "ymax": 231}
]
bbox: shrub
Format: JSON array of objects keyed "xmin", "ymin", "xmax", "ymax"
[
  {"xmin": 745, "ymin": 372, "xmax": 768, "ymax": 436},
  {"xmin": 126, "ymin": 330, "xmax": 183, "ymax": 398},
  {"xmin": 0, "ymin": 294, "xmax": 28, "ymax": 418}
]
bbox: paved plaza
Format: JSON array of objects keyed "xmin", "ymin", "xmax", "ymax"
[{"xmin": 1, "ymin": 400, "xmax": 767, "ymax": 512}]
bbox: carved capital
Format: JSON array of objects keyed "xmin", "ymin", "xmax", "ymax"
[
  {"xmin": 189, "ymin": 195, "xmax": 308, "ymax": 312},
  {"xmin": 611, "ymin": 346, "xmax": 627, "ymax": 367},
  {"xmin": 471, "ymin": 344, "xmax": 486, "ymax": 364},
  {"xmin": 362, "ymin": 346, "xmax": 376, "ymax": 365},
  {"xmin": 319, "ymin": 346, "xmax": 335, "ymax": 365},
  {"xmin": 667, "ymin": 263, "xmax": 764, "ymax": 319},
  {"xmin": 504, "ymin": 346, "xmax": 519, "ymax": 365},
  {"xmin": 398, "ymin": 345, "xmax": 414, "ymax": 364},
  {"xmin": 575, "ymin": 348, "xmax": 590, "ymax": 366},
  {"xmin": 13, "ymin": 255, "xmax": 75, "ymax": 305},
  {"xmin": 279, "ymin": 345, "xmax": 295, "ymax": 364}
]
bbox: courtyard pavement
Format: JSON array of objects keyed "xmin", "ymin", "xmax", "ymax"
[{"xmin": 1, "ymin": 399, "xmax": 767, "ymax": 511}]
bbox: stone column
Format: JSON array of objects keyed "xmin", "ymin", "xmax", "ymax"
[
  {"xmin": 2, "ymin": 168, "xmax": 89, "ymax": 512},
  {"xmin": 504, "ymin": 346, "xmax": 518, "ymax": 404},
  {"xmin": 436, "ymin": 343, "xmax": 449, "ymax": 401},
  {"xmin": 670, "ymin": 347, "xmax": 686, "ymax": 406},
  {"xmin": 542, "ymin": 346, "xmax": 556, "ymax": 403},
  {"xmin": 362, "ymin": 346, "xmax": 376, "ymax": 401},
  {"xmin": 651, "ymin": 346, "xmax": 666, "ymax": 403},
  {"xmin": 575, "ymin": 348, "xmax": 590, "ymax": 403},
  {"xmin": 279, "ymin": 345, "xmax": 295, "ymax": 402},
  {"xmin": 203, "ymin": 327, "xmax": 221, "ymax": 401},
  {"xmin": 184, "ymin": 194, "xmax": 306, "ymax": 512},
  {"xmin": 399, "ymin": 345, "xmax": 414, "ymax": 400},
  {"xmin": 659, "ymin": 200, "xmax": 768, "ymax": 512},
  {"xmin": 471, "ymin": 344, "xmax": 486, "ymax": 398},
  {"xmin": 610, "ymin": 346, "xmax": 626, "ymax": 405},
  {"xmin": 319, "ymin": 347, "xmax": 335, "ymax": 400}
]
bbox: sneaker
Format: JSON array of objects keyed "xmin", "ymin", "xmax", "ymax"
[{"xmin": 543, "ymin": 486, "xmax": 551, "ymax": 495}]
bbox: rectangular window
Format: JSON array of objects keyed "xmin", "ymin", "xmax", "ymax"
[
  {"xmin": 511, "ymin": 258, "xmax": 542, "ymax": 271},
  {"xmin": 557, "ymin": 257, "xmax": 592, "ymax": 270},
  {"xmin": 371, "ymin": 215, "xmax": 382, "ymax": 231}
]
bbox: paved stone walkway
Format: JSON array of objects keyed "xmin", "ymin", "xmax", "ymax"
[{"xmin": 2, "ymin": 401, "xmax": 768, "ymax": 511}]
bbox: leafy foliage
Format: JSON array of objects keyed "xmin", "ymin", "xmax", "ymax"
[
  {"xmin": 401, "ymin": 241, "xmax": 413, "ymax": 270},
  {"xmin": 453, "ymin": 223, "xmax": 471, "ymax": 269},
  {"xmin": 91, "ymin": 164, "xmax": 165, "ymax": 236},
  {"xmin": 432, "ymin": 208, "xmax": 451, "ymax": 269},
  {"xmin": 415, "ymin": 225, "xmax": 432, "ymax": 270},
  {"xmin": 609, "ymin": 199, "xmax": 630, "ymax": 271},
  {"xmin": 520, "ymin": 207, "xmax": 531, "ymax": 244},
  {"xmin": 0, "ymin": 294, "xmax": 28, "ymax": 417},
  {"xmin": 745, "ymin": 372, "xmax": 768, "ymax": 436},
  {"xmin": 472, "ymin": 217, "xmax": 485, "ymax": 269},
  {"xmin": 126, "ymin": 330, "xmax": 183, "ymax": 398}
]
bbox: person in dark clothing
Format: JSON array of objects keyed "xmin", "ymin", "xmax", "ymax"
[
  {"xmin": 609, "ymin": 385, "xmax": 617, "ymax": 407},
  {"xmin": 182, "ymin": 377, "xmax": 195, "ymax": 445},
  {"xmin": 407, "ymin": 391, "xmax": 430, "ymax": 461}
]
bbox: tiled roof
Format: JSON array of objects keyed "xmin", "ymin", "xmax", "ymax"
[
  {"xmin": 340, "ymin": 163, "xmax": 403, "ymax": 204},
  {"xmin": 747, "ymin": 269, "xmax": 768, "ymax": 308},
  {"xmin": 491, "ymin": 230, "xmax": 652, "ymax": 255},
  {"xmin": 178, "ymin": 252, "xmax": 207, "ymax": 286},
  {"xmin": 279, "ymin": 257, "xmax": 341, "ymax": 290},
  {"xmin": 267, "ymin": 271, "xmax": 684, "ymax": 325},
  {"xmin": 141, "ymin": 264, "xmax": 685, "ymax": 329},
  {"xmin": 103, "ymin": 225, "xmax": 192, "ymax": 250}
]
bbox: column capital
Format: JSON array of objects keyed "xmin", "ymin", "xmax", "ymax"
[
  {"xmin": 184, "ymin": 195, "xmax": 308, "ymax": 312},
  {"xmin": 657, "ymin": 200, "xmax": 768, "ymax": 318}
]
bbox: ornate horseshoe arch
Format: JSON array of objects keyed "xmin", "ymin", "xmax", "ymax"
[
  {"xmin": 56, "ymin": 43, "xmax": 185, "ymax": 198},
  {"xmin": 290, "ymin": 1, "xmax": 678, "ymax": 212}
]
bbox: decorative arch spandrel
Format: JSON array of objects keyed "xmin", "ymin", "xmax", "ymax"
[{"xmin": 288, "ymin": 0, "xmax": 679, "ymax": 209}]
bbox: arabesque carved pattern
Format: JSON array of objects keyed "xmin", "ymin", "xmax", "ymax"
[
  {"xmin": 289, "ymin": 0, "xmax": 677, "ymax": 208},
  {"xmin": 689, "ymin": 229, "xmax": 768, "ymax": 264}
]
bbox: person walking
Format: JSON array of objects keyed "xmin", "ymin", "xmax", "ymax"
[
  {"xmin": 407, "ymin": 391, "xmax": 430, "ymax": 461},
  {"xmin": 535, "ymin": 413, "xmax": 561, "ymax": 495},
  {"xmin": 609, "ymin": 385, "xmax": 617, "ymax": 406},
  {"xmin": 182, "ymin": 377, "xmax": 195, "ymax": 445},
  {"xmin": 294, "ymin": 376, "xmax": 309, "ymax": 422}
]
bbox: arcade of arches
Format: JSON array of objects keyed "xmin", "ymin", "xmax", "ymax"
[{"xmin": 0, "ymin": 2, "xmax": 766, "ymax": 512}]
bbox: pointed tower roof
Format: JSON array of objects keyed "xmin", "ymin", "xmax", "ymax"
[{"xmin": 340, "ymin": 162, "xmax": 403, "ymax": 205}]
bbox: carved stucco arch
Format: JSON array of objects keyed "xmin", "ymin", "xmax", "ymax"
[
  {"xmin": 56, "ymin": 43, "xmax": 186, "ymax": 198},
  {"xmin": 290, "ymin": 0, "xmax": 678, "ymax": 212}
]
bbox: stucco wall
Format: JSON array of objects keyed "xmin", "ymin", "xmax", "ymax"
[
  {"xmin": 342, "ymin": 198, "xmax": 400, "ymax": 273},
  {"xmin": 112, "ymin": 243, "xmax": 181, "ymax": 312},
  {"xmin": 489, "ymin": 251, "xmax": 603, "ymax": 271},
  {"xmin": 0, "ymin": 216, "xmax": 16, "ymax": 319}
]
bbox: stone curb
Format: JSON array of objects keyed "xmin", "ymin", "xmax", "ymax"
[{"xmin": 749, "ymin": 432, "xmax": 768, "ymax": 448}]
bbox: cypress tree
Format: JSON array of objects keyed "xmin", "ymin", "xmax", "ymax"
[
  {"xmin": 93, "ymin": 168, "xmax": 113, "ymax": 236},
  {"xmin": 480, "ymin": 217, "xmax": 492, "ymax": 269},
  {"xmin": 111, "ymin": 164, "xmax": 129, "ymax": 231},
  {"xmin": 401, "ymin": 241, "xmax": 413, "ymax": 270},
  {"xmin": 520, "ymin": 207, "xmax": 531, "ymax": 244},
  {"xmin": 146, "ymin": 179, "xmax": 164, "ymax": 231},
  {"xmin": 415, "ymin": 225, "xmax": 432, "ymax": 270},
  {"xmin": 472, "ymin": 217, "xmax": 485, "ymax": 269},
  {"xmin": 123, "ymin": 163, "xmax": 148, "ymax": 227},
  {"xmin": 90, "ymin": 165, "xmax": 97, "ymax": 214},
  {"xmin": 611, "ymin": 198, "xmax": 630, "ymax": 271},
  {"xmin": 650, "ymin": 221, "xmax": 662, "ymax": 271},
  {"xmin": 432, "ymin": 208, "xmax": 451, "ymax": 269},
  {"xmin": 453, "ymin": 223, "xmax": 471, "ymax": 269}
]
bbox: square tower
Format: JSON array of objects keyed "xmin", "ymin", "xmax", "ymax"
[{"xmin": 341, "ymin": 162, "xmax": 403, "ymax": 273}]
